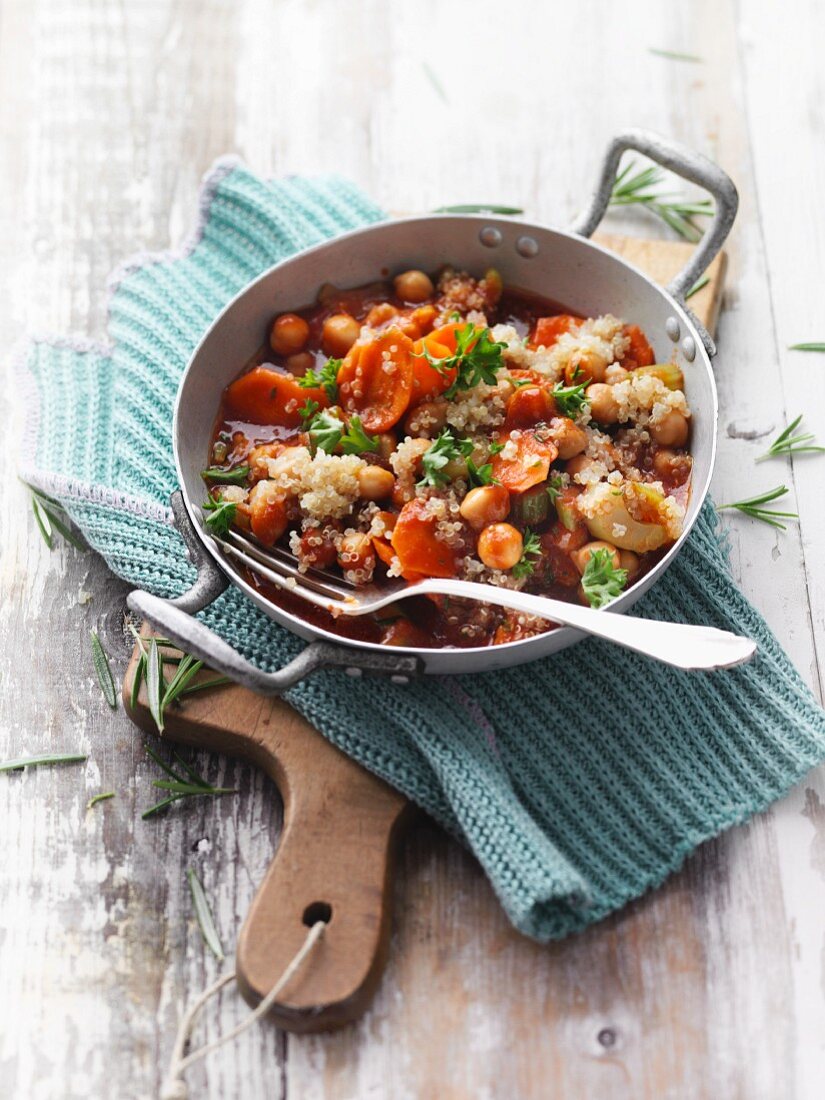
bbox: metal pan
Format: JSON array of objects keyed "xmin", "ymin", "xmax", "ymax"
[{"xmin": 128, "ymin": 129, "xmax": 738, "ymax": 692}]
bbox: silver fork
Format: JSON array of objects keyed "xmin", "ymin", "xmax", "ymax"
[{"xmin": 212, "ymin": 528, "xmax": 756, "ymax": 671}]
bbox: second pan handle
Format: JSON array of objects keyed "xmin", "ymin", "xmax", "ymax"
[{"xmin": 570, "ymin": 128, "xmax": 738, "ymax": 304}]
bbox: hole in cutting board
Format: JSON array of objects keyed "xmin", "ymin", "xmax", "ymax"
[{"xmin": 302, "ymin": 901, "xmax": 332, "ymax": 926}]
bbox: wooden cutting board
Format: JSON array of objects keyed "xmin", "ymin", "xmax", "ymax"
[{"xmin": 123, "ymin": 234, "xmax": 725, "ymax": 1033}]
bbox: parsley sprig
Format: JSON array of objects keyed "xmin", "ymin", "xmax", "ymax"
[
  {"xmin": 203, "ymin": 496, "xmax": 237, "ymax": 536},
  {"xmin": 307, "ymin": 409, "xmax": 379, "ymax": 455},
  {"xmin": 466, "ymin": 456, "xmax": 498, "ymax": 487},
  {"xmin": 416, "ymin": 323, "xmax": 506, "ymax": 398},
  {"xmin": 581, "ymin": 548, "xmax": 628, "ymax": 608},
  {"xmin": 298, "ymin": 358, "xmax": 341, "ymax": 401},
  {"xmin": 717, "ymin": 485, "xmax": 798, "ymax": 530},
  {"xmin": 418, "ymin": 429, "xmax": 473, "ymax": 488},
  {"xmin": 553, "ymin": 381, "xmax": 588, "ymax": 418},
  {"xmin": 512, "ymin": 529, "xmax": 542, "ymax": 579},
  {"xmin": 545, "ymin": 475, "xmax": 564, "ymax": 504},
  {"xmin": 757, "ymin": 414, "xmax": 825, "ymax": 462}
]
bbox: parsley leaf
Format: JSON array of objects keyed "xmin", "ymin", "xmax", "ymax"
[
  {"xmin": 203, "ymin": 496, "xmax": 237, "ymax": 536},
  {"xmin": 466, "ymin": 457, "xmax": 498, "ymax": 487},
  {"xmin": 552, "ymin": 381, "xmax": 588, "ymax": 418},
  {"xmin": 417, "ymin": 429, "xmax": 472, "ymax": 488},
  {"xmin": 416, "ymin": 323, "xmax": 506, "ymax": 398},
  {"xmin": 545, "ymin": 474, "xmax": 564, "ymax": 504},
  {"xmin": 308, "ymin": 409, "xmax": 344, "ymax": 454},
  {"xmin": 299, "ymin": 397, "xmax": 320, "ymax": 425},
  {"xmin": 488, "ymin": 441, "xmax": 505, "ymax": 455},
  {"xmin": 340, "ymin": 415, "xmax": 380, "ymax": 455},
  {"xmin": 298, "ymin": 358, "xmax": 341, "ymax": 402},
  {"xmin": 580, "ymin": 548, "xmax": 628, "ymax": 608},
  {"xmin": 511, "ymin": 528, "xmax": 542, "ymax": 579}
]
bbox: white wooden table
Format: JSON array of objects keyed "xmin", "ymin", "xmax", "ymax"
[{"xmin": 2, "ymin": 1, "xmax": 824, "ymax": 1097}]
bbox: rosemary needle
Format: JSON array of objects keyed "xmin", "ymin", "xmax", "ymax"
[
  {"xmin": 433, "ymin": 203, "xmax": 524, "ymax": 215},
  {"xmin": 717, "ymin": 485, "xmax": 799, "ymax": 530},
  {"xmin": 87, "ymin": 792, "xmax": 115, "ymax": 810},
  {"xmin": 686, "ymin": 274, "xmax": 710, "ymax": 300},
  {"xmin": 142, "ymin": 744, "xmax": 236, "ymax": 819},
  {"xmin": 648, "ymin": 47, "xmax": 703, "ymax": 62},
  {"xmin": 91, "ymin": 630, "xmax": 118, "ymax": 709},
  {"xmin": 1, "ymin": 753, "xmax": 87, "ymax": 773},
  {"xmin": 188, "ymin": 868, "xmax": 225, "ymax": 960},
  {"xmin": 757, "ymin": 415, "xmax": 825, "ymax": 462},
  {"xmin": 789, "ymin": 342, "xmax": 825, "ymax": 352}
]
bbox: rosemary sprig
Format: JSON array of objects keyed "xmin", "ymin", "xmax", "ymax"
[
  {"xmin": 142, "ymin": 744, "xmax": 236, "ymax": 819},
  {"xmin": 146, "ymin": 638, "xmax": 165, "ymax": 731},
  {"xmin": 127, "ymin": 626, "xmax": 230, "ymax": 719},
  {"xmin": 29, "ymin": 488, "xmax": 86, "ymax": 551},
  {"xmin": 91, "ymin": 630, "xmax": 118, "ymax": 709},
  {"xmin": 1, "ymin": 753, "xmax": 87, "ymax": 773},
  {"xmin": 788, "ymin": 343, "xmax": 825, "ymax": 352},
  {"xmin": 432, "ymin": 203, "xmax": 524, "ymax": 215},
  {"xmin": 188, "ymin": 869, "xmax": 225, "ymax": 960},
  {"xmin": 717, "ymin": 485, "xmax": 799, "ymax": 530},
  {"xmin": 757, "ymin": 415, "xmax": 825, "ymax": 462},
  {"xmin": 648, "ymin": 47, "xmax": 703, "ymax": 62},
  {"xmin": 87, "ymin": 791, "xmax": 115, "ymax": 810},
  {"xmin": 610, "ymin": 160, "xmax": 713, "ymax": 242},
  {"xmin": 685, "ymin": 274, "xmax": 710, "ymax": 300}
]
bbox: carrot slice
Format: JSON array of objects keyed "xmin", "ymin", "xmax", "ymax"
[
  {"xmin": 338, "ymin": 328, "xmax": 415, "ymax": 432},
  {"xmin": 530, "ymin": 314, "xmax": 582, "ymax": 349},
  {"xmin": 372, "ymin": 536, "xmax": 396, "ymax": 567},
  {"xmin": 503, "ymin": 385, "xmax": 558, "ymax": 431},
  {"xmin": 410, "ymin": 324, "xmax": 461, "ymax": 400},
  {"xmin": 391, "ymin": 498, "xmax": 459, "ymax": 579},
  {"xmin": 491, "ymin": 431, "xmax": 559, "ymax": 493},
  {"xmin": 225, "ymin": 366, "xmax": 325, "ymax": 427},
  {"xmin": 623, "ymin": 324, "xmax": 655, "ymax": 368}
]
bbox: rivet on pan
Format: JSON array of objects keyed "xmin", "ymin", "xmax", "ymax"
[
  {"xmin": 681, "ymin": 335, "xmax": 696, "ymax": 362},
  {"xmin": 391, "ymin": 674, "xmax": 410, "ymax": 685},
  {"xmin": 479, "ymin": 227, "xmax": 502, "ymax": 248},
  {"xmin": 516, "ymin": 235, "xmax": 539, "ymax": 258},
  {"xmin": 345, "ymin": 667, "xmax": 363, "ymax": 678},
  {"xmin": 665, "ymin": 317, "xmax": 681, "ymax": 342}
]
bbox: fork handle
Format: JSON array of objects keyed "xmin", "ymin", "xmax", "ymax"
[{"xmin": 413, "ymin": 580, "xmax": 756, "ymax": 671}]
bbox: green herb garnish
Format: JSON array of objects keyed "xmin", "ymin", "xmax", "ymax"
[
  {"xmin": 489, "ymin": 441, "xmax": 505, "ymax": 455},
  {"xmin": 188, "ymin": 868, "xmax": 225, "ymax": 960},
  {"xmin": 202, "ymin": 496, "xmax": 237, "ymax": 536},
  {"xmin": 757, "ymin": 415, "xmax": 824, "ymax": 462},
  {"xmin": 610, "ymin": 159, "xmax": 713, "ymax": 242},
  {"xmin": 416, "ymin": 323, "xmax": 506, "ymax": 398},
  {"xmin": 512, "ymin": 529, "xmax": 542, "ymax": 579},
  {"xmin": 553, "ymin": 381, "xmax": 588, "ymax": 418},
  {"xmin": 545, "ymin": 475, "xmax": 564, "ymax": 504},
  {"xmin": 200, "ymin": 465, "xmax": 250, "ymax": 485},
  {"xmin": 91, "ymin": 629, "xmax": 117, "ymax": 709},
  {"xmin": 142, "ymin": 744, "xmax": 236, "ymax": 820},
  {"xmin": 307, "ymin": 409, "xmax": 379, "ymax": 455},
  {"xmin": 298, "ymin": 358, "xmax": 341, "ymax": 401},
  {"xmin": 87, "ymin": 792, "xmax": 115, "ymax": 810},
  {"xmin": 299, "ymin": 397, "xmax": 320, "ymax": 425},
  {"xmin": 418, "ymin": 429, "xmax": 473, "ymax": 488},
  {"xmin": 340, "ymin": 415, "xmax": 380, "ymax": 455},
  {"xmin": 789, "ymin": 343, "xmax": 825, "ymax": 352},
  {"xmin": 717, "ymin": 485, "xmax": 798, "ymax": 530},
  {"xmin": 466, "ymin": 457, "xmax": 498, "ymax": 487},
  {"xmin": 581, "ymin": 548, "xmax": 628, "ymax": 608},
  {"xmin": 1, "ymin": 753, "xmax": 87, "ymax": 773}
]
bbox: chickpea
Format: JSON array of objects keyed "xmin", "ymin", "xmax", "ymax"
[
  {"xmin": 358, "ymin": 464, "xmax": 395, "ymax": 501},
  {"xmin": 337, "ymin": 532, "xmax": 376, "ymax": 581},
  {"xmin": 405, "ymin": 399, "xmax": 448, "ymax": 438},
  {"xmin": 565, "ymin": 453, "xmax": 591, "ymax": 480},
  {"xmin": 247, "ymin": 441, "xmax": 284, "ymax": 483},
  {"xmin": 393, "ymin": 269, "xmax": 434, "ymax": 303},
  {"xmin": 565, "ymin": 351, "xmax": 607, "ymax": 386},
  {"xmin": 248, "ymin": 483, "xmax": 290, "ymax": 546},
  {"xmin": 477, "ymin": 522, "xmax": 523, "ymax": 570},
  {"xmin": 375, "ymin": 431, "xmax": 398, "ymax": 460},
  {"xmin": 604, "ymin": 363, "xmax": 630, "ymax": 384},
  {"xmin": 573, "ymin": 540, "xmax": 621, "ymax": 576},
  {"xmin": 366, "ymin": 301, "xmax": 398, "ymax": 327},
  {"xmin": 460, "ymin": 485, "xmax": 510, "ymax": 530},
  {"xmin": 619, "ymin": 549, "xmax": 641, "ymax": 581},
  {"xmin": 322, "ymin": 313, "xmax": 361, "ymax": 357},
  {"xmin": 653, "ymin": 447, "xmax": 692, "ymax": 485},
  {"xmin": 270, "ymin": 313, "xmax": 310, "ymax": 357},
  {"xmin": 650, "ymin": 410, "xmax": 689, "ymax": 447},
  {"xmin": 549, "ymin": 416, "xmax": 588, "ymax": 460},
  {"xmin": 285, "ymin": 351, "xmax": 315, "ymax": 374},
  {"xmin": 586, "ymin": 383, "xmax": 621, "ymax": 424}
]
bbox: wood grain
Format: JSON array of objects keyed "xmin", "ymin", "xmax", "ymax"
[{"xmin": 1, "ymin": 0, "xmax": 824, "ymax": 1097}]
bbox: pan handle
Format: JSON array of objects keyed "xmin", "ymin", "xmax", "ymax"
[{"xmin": 570, "ymin": 128, "xmax": 739, "ymax": 304}]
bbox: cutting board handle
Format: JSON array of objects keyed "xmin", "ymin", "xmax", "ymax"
[{"xmin": 123, "ymin": 639, "xmax": 410, "ymax": 1032}]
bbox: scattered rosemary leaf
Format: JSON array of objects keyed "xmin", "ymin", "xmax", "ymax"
[
  {"xmin": 29, "ymin": 488, "xmax": 86, "ymax": 550},
  {"xmin": 142, "ymin": 744, "xmax": 237, "ymax": 819},
  {"xmin": 1, "ymin": 753, "xmax": 87, "ymax": 773},
  {"xmin": 686, "ymin": 274, "xmax": 710, "ymax": 300},
  {"xmin": 757, "ymin": 415, "xmax": 825, "ymax": 462},
  {"xmin": 188, "ymin": 868, "xmax": 225, "ymax": 960},
  {"xmin": 648, "ymin": 47, "xmax": 703, "ymax": 62},
  {"xmin": 788, "ymin": 343, "xmax": 825, "ymax": 352},
  {"xmin": 130, "ymin": 653, "xmax": 146, "ymax": 710},
  {"xmin": 91, "ymin": 630, "xmax": 118, "ymax": 709},
  {"xmin": 717, "ymin": 485, "xmax": 799, "ymax": 530},
  {"xmin": 32, "ymin": 495, "xmax": 53, "ymax": 549},
  {"xmin": 421, "ymin": 60, "xmax": 448, "ymax": 104},
  {"xmin": 87, "ymin": 791, "xmax": 115, "ymax": 810},
  {"xmin": 433, "ymin": 203, "xmax": 524, "ymax": 215},
  {"xmin": 146, "ymin": 638, "xmax": 165, "ymax": 732}
]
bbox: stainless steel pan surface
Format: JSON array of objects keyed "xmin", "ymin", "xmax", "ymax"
[{"xmin": 128, "ymin": 129, "xmax": 738, "ymax": 692}]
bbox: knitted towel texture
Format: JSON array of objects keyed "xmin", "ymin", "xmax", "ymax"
[{"xmin": 19, "ymin": 158, "xmax": 825, "ymax": 941}]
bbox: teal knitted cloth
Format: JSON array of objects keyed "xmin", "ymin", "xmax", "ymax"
[{"xmin": 19, "ymin": 157, "xmax": 825, "ymax": 941}]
